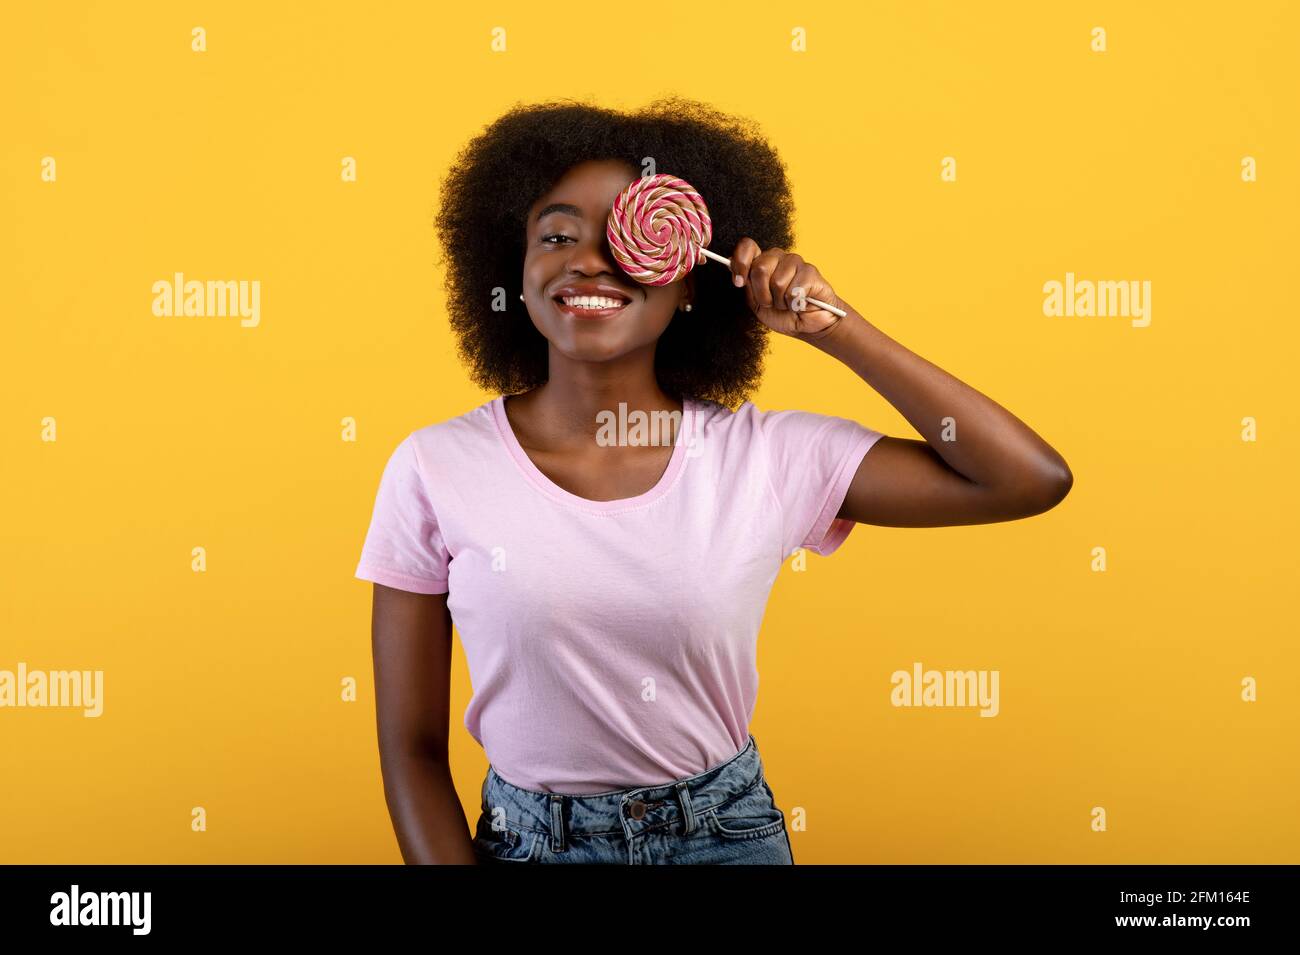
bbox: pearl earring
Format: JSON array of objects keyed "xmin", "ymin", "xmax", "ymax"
[
  {"xmin": 519, "ymin": 294, "xmax": 524, "ymax": 301},
  {"xmin": 683, "ymin": 303, "xmax": 692, "ymax": 312}
]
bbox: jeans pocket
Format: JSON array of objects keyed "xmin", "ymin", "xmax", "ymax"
[
  {"xmin": 473, "ymin": 812, "xmax": 541, "ymax": 863},
  {"xmin": 705, "ymin": 782, "xmax": 787, "ymax": 841}
]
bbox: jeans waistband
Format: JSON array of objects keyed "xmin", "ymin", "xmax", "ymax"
[{"xmin": 480, "ymin": 735, "xmax": 765, "ymax": 851}]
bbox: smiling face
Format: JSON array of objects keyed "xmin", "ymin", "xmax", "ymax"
[{"xmin": 522, "ymin": 159, "xmax": 691, "ymax": 364}]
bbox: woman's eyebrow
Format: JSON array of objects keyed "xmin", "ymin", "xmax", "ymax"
[{"xmin": 534, "ymin": 202, "xmax": 584, "ymax": 223}]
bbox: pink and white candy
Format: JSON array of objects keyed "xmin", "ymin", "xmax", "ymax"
[
  {"xmin": 605, "ymin": 172, "xmax": 847, "ymax": 317},
  {"xmin": 605, "ymin": 174, "xmax": 712, "ymax": 286}
]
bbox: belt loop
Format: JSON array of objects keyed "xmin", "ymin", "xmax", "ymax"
[
  {"xmin": 549, "ymin": 794, "xmax": 566, "ymax": 852},
  {"xmin": 674, "ymin": 781, "xmax": 697, "ymax": 835}
]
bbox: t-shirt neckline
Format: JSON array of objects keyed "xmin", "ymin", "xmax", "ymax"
[{"xmin": 490, "ymin": 394, "xmax": 695, "ymax": 513}]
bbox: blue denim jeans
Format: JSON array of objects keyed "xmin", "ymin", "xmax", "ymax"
[{"xmin": 472, "ymin": 734, "xmax": 794, "ymax": 865}]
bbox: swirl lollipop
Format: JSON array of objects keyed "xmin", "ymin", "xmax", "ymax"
[{"xmin": 605, "ymin": 173, "xmax": 846, "ymax": 317}]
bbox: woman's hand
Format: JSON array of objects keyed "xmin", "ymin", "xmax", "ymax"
[{"xmin": 728, "ymin": 237, "xmax": 846, "ymax": 339}]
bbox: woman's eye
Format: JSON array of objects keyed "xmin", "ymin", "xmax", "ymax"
[{"xmin": 542, "ymin": 234, "xmax": 574, "ymax": 245}]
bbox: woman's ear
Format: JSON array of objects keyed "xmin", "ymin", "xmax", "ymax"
[{"xmin": 681, "ymin": 271, "xmax": 696, "ymax": 310}]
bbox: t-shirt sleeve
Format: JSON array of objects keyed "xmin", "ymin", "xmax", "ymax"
[
  {"xmin": 354, "ymin": 432, "xmax": 451, "ymax": 594},
  {"xmin": 757, "ymin": 406, "xmax": 886, "ymax": 559}
]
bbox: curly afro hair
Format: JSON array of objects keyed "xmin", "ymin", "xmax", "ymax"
[{"xmin": 433, "ymin": 96, "xmax": 797, "ymax": 409}]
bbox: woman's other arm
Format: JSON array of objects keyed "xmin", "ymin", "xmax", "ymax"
[{"xmin": 370, "ymin": 583, "xmax": 477, "ymax": 864}]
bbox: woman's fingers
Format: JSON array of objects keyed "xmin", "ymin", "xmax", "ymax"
[
  {"xmin": 732, "ymin": 238, "xmax": 814, "ymax": 312},
  {"xmin": 788, "ymin": 263, "xmax": 823, "ymax": 312},
  {"xmin": 747, "ymin": 247, "xmax": 786, "ymax": 309},
  {"xmin": 771, "ymin": 253, "xmax": 805, "ymax": 310},
  {"xmin": 730, "ymin": 239, "xmax": 836, "ymax": 333},
  {"xmin": 729, "ymin": 237, "xmax": 761, "ymax": 289}
]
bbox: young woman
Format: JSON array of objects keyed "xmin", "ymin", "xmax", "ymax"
[{"xmin": 355, "ymin": 97, "xmax": 1072, "ymax": 865}]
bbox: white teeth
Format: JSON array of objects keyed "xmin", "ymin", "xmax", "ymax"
[{"xmin": 561, "ymin": 295, "xmax": 626, "ymax": 309}]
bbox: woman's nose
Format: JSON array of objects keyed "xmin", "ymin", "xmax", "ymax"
[{"xmin": 566, "ymin": 233, "xmax": 619, "ymax": 274}]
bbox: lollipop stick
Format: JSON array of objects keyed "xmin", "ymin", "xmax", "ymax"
[{"xmin": 698, "ymin": 248, "xmax": 847, "ymax": 318}]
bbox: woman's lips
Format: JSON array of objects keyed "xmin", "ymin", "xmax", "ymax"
[{"xmin": 553, "ymin": 298, "xmax": 630, "ymax": 319}]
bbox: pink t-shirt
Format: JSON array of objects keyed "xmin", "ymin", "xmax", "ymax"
[{"xmin": 355, "ymin": 394, "xmax": 884, "ymax": 793}]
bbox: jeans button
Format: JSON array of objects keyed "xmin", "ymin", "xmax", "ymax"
[{"xmin": 628, "ymin": 799, "xmax": 647, "ymax": 820}]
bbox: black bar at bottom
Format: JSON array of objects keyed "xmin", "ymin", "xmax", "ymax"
[{"xmin": 0, "ymin": 864, "xmax": 1291, "ymax": 939}]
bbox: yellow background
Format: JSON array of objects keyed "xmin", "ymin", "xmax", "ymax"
[{"xmin": 2, "ymin": 1, "xmax": 1296, "ymax": 864}]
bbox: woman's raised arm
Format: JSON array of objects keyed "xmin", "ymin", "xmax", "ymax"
[{"xmin": 727, "ymin": 236, "xmax": 1073, "ymax": 529}]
